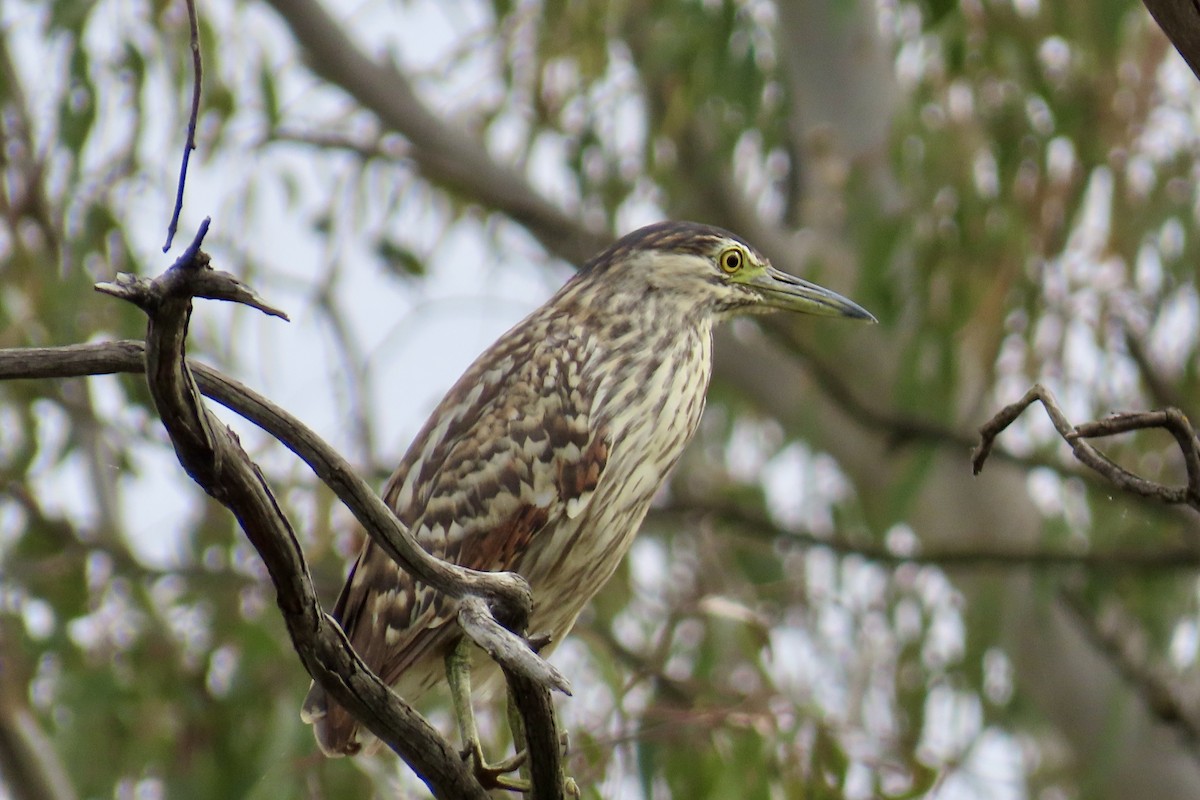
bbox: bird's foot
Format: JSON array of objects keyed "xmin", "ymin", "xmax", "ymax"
[
  {"xmin": 461, "ymin": 743, "xmax": 530, "ymax": 792},
  {"xmin": 460, "ymin": 732, "xmax": 575, "ymax": 794}
]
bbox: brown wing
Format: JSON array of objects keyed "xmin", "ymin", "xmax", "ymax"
[{"xmin": 303, "ymin": 317, "xmax": 609, "ymax": 756}]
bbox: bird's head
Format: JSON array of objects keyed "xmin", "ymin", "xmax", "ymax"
[{"xmin": 582, "ymin": 221, "xmax": 877, "ymax": 323}]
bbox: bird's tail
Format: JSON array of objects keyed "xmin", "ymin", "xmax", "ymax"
[{"xmin": 301, "ymin": 681, "xmax": 365, "ymax": 757}]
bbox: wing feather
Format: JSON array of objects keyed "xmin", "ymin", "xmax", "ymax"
[{"xmin": 304, "ymin": 317, "xmax": 608, "ymax": 755}]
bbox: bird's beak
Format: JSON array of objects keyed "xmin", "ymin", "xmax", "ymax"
[{"xmin": 749, "ymin": 267, "xmax": 877, "ymax": 322}]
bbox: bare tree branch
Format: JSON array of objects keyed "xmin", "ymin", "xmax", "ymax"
[
  {"xmin": 1060, "ymin": 588, "xmax": 1200, "ymax": 753},
  {"xmin": 974, "ymin": 383, "xmax": 1200, "ymax": 515}
]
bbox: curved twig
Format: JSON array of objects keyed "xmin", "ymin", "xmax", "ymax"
[{"xmin": 974, "ymin": 383, "xmax": 1200, "ymax": 514}]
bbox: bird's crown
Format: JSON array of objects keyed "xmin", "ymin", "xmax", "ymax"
[{"xmin": 584, "ymin": 221, "xmax": 763, "ymax": 275}]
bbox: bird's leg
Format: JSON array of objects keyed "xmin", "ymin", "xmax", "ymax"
[
  {"xmin": 502, "ymin": 674, "xmax": 582, "ymax": 796},
  {"xmin": 446, "ymin": 639, "xmax": 481, "ymax": 763},
  {"xmin": 446, "ymin": 639, "xmax": 575, "ymax": 793},
  {"xmin": 503, "ymin": 689, "xmax": 530, "ymax": 777},
  {"xmin": 446, "ymin": 639, "xmax": 530, "ymax": 791}
]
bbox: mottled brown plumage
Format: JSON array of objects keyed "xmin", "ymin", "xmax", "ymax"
[{"xmin": 301, "ymin": 221, "xmax": 874, "ymax": 756}]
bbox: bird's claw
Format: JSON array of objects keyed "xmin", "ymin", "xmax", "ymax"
[
  {"xmin": 462, "ymin": 743, "xmax": 530, "ymax": 792},
  {"xmin": 460, "ymin": 734, "xmax": 575, "ymax": 794}
]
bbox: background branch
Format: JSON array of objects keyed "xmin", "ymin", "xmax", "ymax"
[
  {"xmin": 261, "ymin": 0, "xmax": 609, "ymax": 266},
  {"xmin": 1060, "ymin": 588, "xmax": 1200, "ymax": 753},
  {"xmin": 0, "ymin": 624, "xmax": 78, "ymax": 800},
  {"xmin": 651, "ymin": 503, "xmax": 1200, "ymax": 573}
]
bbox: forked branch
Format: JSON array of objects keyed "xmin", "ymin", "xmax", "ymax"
[
  {"xmin": 973, "ymin": 383, "xmax": 1200, "ymax": 513},
  {"xmin": 74, "ymin": 220, "xmax": 568, "ymax": 799}
]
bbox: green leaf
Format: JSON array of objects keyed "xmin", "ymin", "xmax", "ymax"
[
  {"xmin": 59, "ymin": 46, "xmax": 96, "ymax": 155},
  {"xmin": 259, "ymin": 64, "xmax": 279, "ymax": 130},
  {"xmin": 375, "ymin": 238, "xmax": 427, "ymax": 279}
]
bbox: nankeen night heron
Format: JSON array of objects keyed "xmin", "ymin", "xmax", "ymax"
[{"xmin": 301, "ymin": 221, "xmax": 875, "ymax": 767}]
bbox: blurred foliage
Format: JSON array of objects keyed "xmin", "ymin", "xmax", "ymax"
[{"xmin": 3, "ymin": 0, "xmax": 1200, "ymax": 798}]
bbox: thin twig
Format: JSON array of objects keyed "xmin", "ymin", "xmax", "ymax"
[
  {"xmin": 162, "ymin": 0, "xmax": 203, "ymax": 252},
  {"xmin": 269, "ymin": 128, "xmax": 405, "ymax": 161},
  {"xmin": 650, "ymin": 503, "xmax": 1200, "ymax": 573},
  {"xmin": 1073, "ymin": 409, "xmax": 1200, "ymax": 504},
  {"xmin": 974, "ymin": 384, "xmax": 1200, "ymax": 513},
  {"xmin": 759, "ymin": 320, "xmax": 1135, "ymax": 493}
]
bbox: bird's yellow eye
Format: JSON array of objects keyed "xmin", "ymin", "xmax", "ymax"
[{"xmin": 718, "ymin": 247, "xmax": 744, "ymax": 274}]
